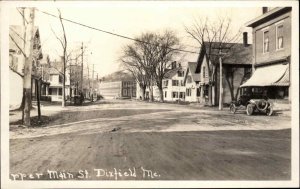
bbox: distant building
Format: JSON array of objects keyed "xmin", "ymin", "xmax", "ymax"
[
  {"xmin": 45, "ymin": 59, "xmax": 71, "ymax": 102},
  {"xmin": 99, "ymin": 71, "xmax": 136, "ymax": 99},
  {"xmin": 241, "ymin": 7, "xmax": 291, "ymax": 101}
]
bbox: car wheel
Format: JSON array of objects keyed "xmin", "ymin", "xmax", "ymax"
[
  {"xmin": 246, "ymin": 104, "xmax": 254, "ymax": 116},
  {"xmin": 230, "ymin": 104, "xmax": 236, "ymax": 114},
  {"xmin": 266, "ymin": 106, "xmax": 273, "ymax": 116}
]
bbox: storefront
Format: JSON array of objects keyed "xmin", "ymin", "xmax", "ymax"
[{"xmin": 240, "ymin": 63, "xmax": 289, "ymax": 99}]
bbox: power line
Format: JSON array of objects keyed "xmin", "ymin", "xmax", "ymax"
[{"xmin": 36, "ymin": 9, "xmax": 200, "ymax": 55}]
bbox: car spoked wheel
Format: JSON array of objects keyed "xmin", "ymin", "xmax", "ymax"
[
  {"xmin": 229, "ymin": 104, "xmax": 236, "ymax": 114},
  {"xmin": 257, "ymin": 99, "xmax": 268, "ymax": 111},
  {"xmin": 266, "ymin": 106, "xmax": 273, "ymax": 116},
  {"xmin": 246, "ymin": 104, "xmax": 254, "ymax": 116}
]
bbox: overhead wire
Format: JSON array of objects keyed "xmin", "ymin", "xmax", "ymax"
[{"xmin": 36, "ymin": 8, "xmax": 200, "ymax": 55}]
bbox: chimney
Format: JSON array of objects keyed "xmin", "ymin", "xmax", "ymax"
[
  {"xmin": 243, "ymin": 32, "xmax": 248, "ymax": 47},
  {"xmin": 262, "ymin": 7, "xmax": 268, "ymax": 14},
  {"xmin": 171, "ymin": 61, "xmax": 177, "ymax": 69}
]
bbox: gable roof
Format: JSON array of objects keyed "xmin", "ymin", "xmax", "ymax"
[
  {"xmin": 164, "ymin": 67, "xmax": 183, "ymax": 79},
  {"xmin": 9, "ymin": 25, "xmax": 42, "ymax": 60},
  {"xmin": 9, "ymin": 25, "xmax": 40, "ymax": 50},
  {"xmin": 196, "ymin": 42, "xmax": 252, "ymax": 73},
  {"xmin": 184, "ymin": 62, "xmax": 201, "ymax": 83}
]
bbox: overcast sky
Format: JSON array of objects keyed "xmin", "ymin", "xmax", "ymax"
[{"xmin": 8, "ymin": 1, "xmax": 263, "ymax": 77}]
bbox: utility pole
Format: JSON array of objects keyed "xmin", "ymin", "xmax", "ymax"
[
  {"xmin": 212, "ymin": 46, "xmax": 230, "ymax": 111},
  {"xmin": 81, "ymin": 42, "xmax": 83, "ymax": 93},
  {"xmin": 23, "ymin": 8, "xmax": 35, "ymax": 126},
  {"xmin": 218, "ymin": 50, "xmax": 223, "ymax": 110},
  {"xmin": 87, "ymin": 62, "xmax": 90, "ymax": 98},
  {"xmin": 92, "ymin": 64, "xmax": 94, "ymax": 102}
]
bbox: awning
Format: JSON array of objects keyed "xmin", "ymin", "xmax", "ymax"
[{"xmin": 240, "ymin": 63, "xmax": 289, "ymax": 87}]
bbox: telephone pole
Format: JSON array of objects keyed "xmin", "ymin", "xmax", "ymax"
[
  {"xmin": 212, "ymin": 46, "xmax": 230, "ymax": 111},
  {"xmin": 92, "ymin": 64, "xmax": 94, "ymax": 102},
  {"xmin": 81, "ymin": 42, "xmax": 83, "ymax": 93},
  {"xmin": 218, "ymin": 50, "xmax": 223, "ymax": 110},
  {"xmin": 23, "ymin": 8, "xmax": 35, "ymax": 126}
]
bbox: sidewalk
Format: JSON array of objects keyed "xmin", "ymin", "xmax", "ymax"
[{"xmin": 9, "ymin": 99, "xmax": 100, "ymax": 126}]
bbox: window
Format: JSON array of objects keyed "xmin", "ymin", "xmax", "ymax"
[
  {"xmin": 226, "ymin": 67, "xmax": 233, "ymax": 76},
  {"xmin": 263, "ymin": 30, "xmax": 269, "ymax": 53},
  {"xmin": 59, "ymin": 75, "xmax": 63, "ymax": 83},
  {"xmin": 172, "ymin": 80, "xmax": 179, "ymax": 86},
  {"xmin": 163, "ymin": 80, "xmax": 169, "ymax": 87},
  {"xmin": 172, "ymin": 92, "xmax": 178, "ymax": 98},
  {"xmin": 123, "ymin": 89, "xmax": 127, "ymax": 96},
  {"xmin": 165, "ymin": 91, "xmax": 167, "ymax": 98},
  {"xmin": 197, "ymin": 88, "xmax": 201, "ymax": 97},
  {"xmin": 59, "ymin": 88, "xmax": 62, "ymax": 95},
  {"xmin": 180, "ymin": 80, "xmax": 185, "ymax": 86},
  {"xmin": 276, "ymin": 25, "xmax": 284, "ymax": 50},
  {"xmin": 203, "ymin": 67, "xmax": 206, "ymax": 78},
  {"xmin": 186, "ymin": 88, "xmax": 191, "ymax": 96},
  {"xmin": 178, "ymin": 71, "xmax": 184, "ymax": 77},
  {"xmin": 187, "ymin": 76, "xmax": 192, "ymax": 83},
  {"xmin": 179, "ymin": 92, "xmax": 185, "ymax": 99}
]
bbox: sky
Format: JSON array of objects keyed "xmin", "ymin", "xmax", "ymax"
[{"xmin": 8, "ymin": 1, "xmax": 263, "ymax": 78}]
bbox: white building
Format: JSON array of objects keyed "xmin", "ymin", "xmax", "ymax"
[
  {"xmin": 184, "ymin": 62, "xmax": 201, "ymax": 102},
  {"xmin": 47, "ymin": 67, "xmax": 70, "ymax": 102},
  {"xmin": 162, "ymin": 64, "xmax": 186, "ymax": 102}
]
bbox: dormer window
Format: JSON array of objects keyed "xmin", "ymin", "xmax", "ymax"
[{"xmin": 177, "ymin": 71, "xmax": 184, "ymax": 77}]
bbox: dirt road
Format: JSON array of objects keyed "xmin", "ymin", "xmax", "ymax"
[{"xmin": 9, "ymin": 100, "xmax": 291, "ymax": 180}]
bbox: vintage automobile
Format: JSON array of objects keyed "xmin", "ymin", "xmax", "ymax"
[{"xmin": 229, "ymin": 87, "xmax": 273, "ymax": 116}]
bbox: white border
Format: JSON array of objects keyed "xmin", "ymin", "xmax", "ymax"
[{"xmin": 1, "ymin": 1, "xmax": 299, "ymax": 188}]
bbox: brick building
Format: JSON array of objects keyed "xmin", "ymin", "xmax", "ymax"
[
  {"xmin": 99, "ymin": 71, "xmax": 136, "ymax": 99},
  {"xmin": 241, "ymin": 7, "xmax": 291, "ymax": 101}
]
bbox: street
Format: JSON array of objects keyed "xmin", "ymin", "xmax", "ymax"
[{"xmin": 9, "ymin": 99, "xmax": 291, "ymax": 180}]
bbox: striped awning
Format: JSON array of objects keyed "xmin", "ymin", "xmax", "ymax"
[{"xmin": 241, "ymin": 63, "xmax": 289, "ymax": 87}]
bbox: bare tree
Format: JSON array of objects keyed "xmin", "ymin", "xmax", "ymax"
[
  {"xmin": 185, "ymin": 16, "xmax": 240, "ymax": 108},
  {"xmin": 120, "ymin": 33, "xmax": 156, "ymax": 101},
  {"xmin": 153, "ymin": 30, "xmax": 181, "ymax": 102},
  {"xmin": 9, "ymin": 8, "xmax": 38, "ymax": 126},
  {"xmin": 120, "ymin": 31, "xmax": 181, "ymax": 102},
  {"xmin": 51, "ymin": 8, "xmax": 67, "ymax": 107}
]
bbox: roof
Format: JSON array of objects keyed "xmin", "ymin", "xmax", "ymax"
[
  {"xmin": 186, "ymin": 62, "xmax": 200, "ymax": 82},
  {"xmin": 196, "ymin": 42, "xmax": 252, "ymax": 73},
  {"xmin": 9, "ymin": 25, "xmax": 39, "ymax": 50},
  {"xmin": 164, "ymin": 67, "xmax": 183, "ymax": 79},
  {"xmin": 101, "ymin": 70, "xmax": 135, "ymax": 82},
  {"xmin": 48, "ymin": 59, "xmax": 64, "ymax": 74},
  {"xmin": 9, "ymin": 25, "xmax": 42, "ymax": 59},
  {"xmin": 246, "ymin": 7, "xmax": 292, "ymax": 28}
]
